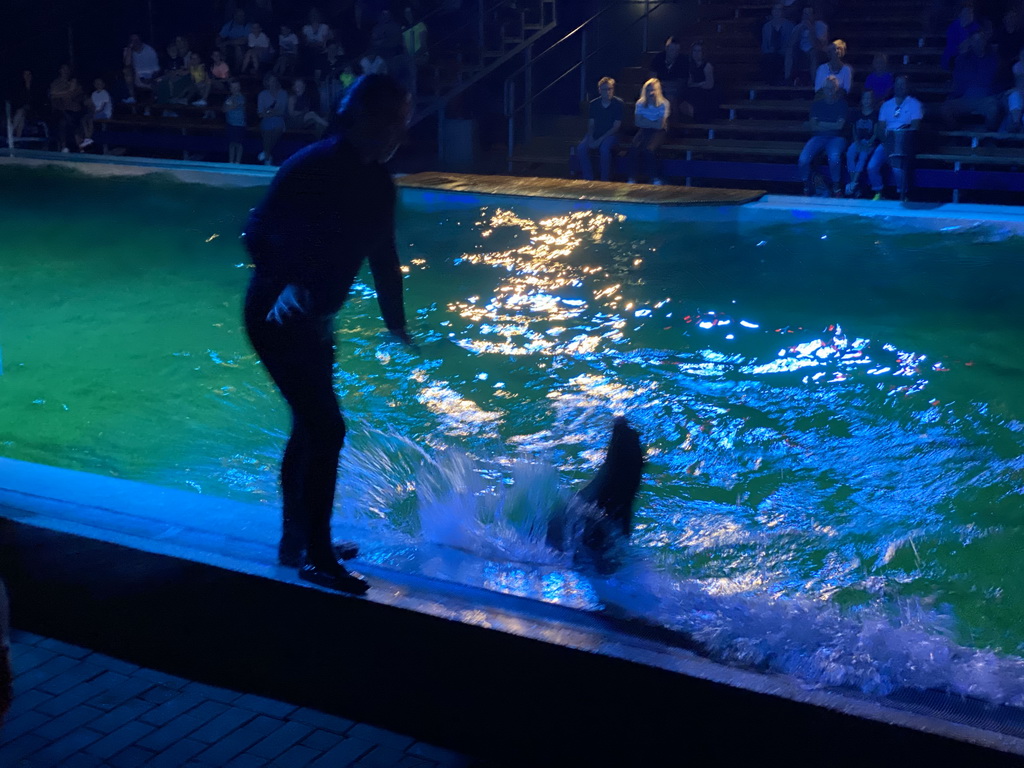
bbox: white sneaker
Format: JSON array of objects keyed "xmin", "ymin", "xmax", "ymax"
[
  {"xmin": 652, "ymin": 178, "xmax": 664, "ymax": 186},
  {"xmin": 191, "ymin": 99, "xmax": 207, "ymax": 106},
  {"xmin": 122, "ymin": 97, "xmax": 136, "ymax": 104},
  {"xmin": 627, "ymin": 178, "xmax": 637, "ymax": 184},
  {"xmin": 60, "ymin": 147, "xmax": 70, "ymax": 153},
  {"xmin": 258, "ymin": 151, "xmax": 266, "ymax": 161},
  {"xmin": 844, "ymin": 181, "xmax": 856, "ymax": 195},
  {"xmin": 79, "ymin": 138, "xmax": 94, "ymax": 148}
]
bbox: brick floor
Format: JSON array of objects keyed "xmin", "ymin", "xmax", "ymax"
[{"xmin": 0, "ymin": 630, "xmax": 485, "ymax": 767}]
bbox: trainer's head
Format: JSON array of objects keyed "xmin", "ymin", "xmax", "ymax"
[{"xmin": 333, "ymin": 74, "xmax": 411, "ymax": 163}]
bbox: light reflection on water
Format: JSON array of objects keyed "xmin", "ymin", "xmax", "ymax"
[{"xmin": 3, "ymin": 168, "xmax": 1024, "ymax": 707}]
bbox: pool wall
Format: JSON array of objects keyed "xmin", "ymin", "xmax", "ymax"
[{"xmin": 3, "ymin": 457, "xmax": 1024, "ymax": 766}]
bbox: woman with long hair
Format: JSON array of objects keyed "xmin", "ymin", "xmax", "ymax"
[{"xmin": 629, "ymin": 77, "xmax": 671, "ymax": 185}]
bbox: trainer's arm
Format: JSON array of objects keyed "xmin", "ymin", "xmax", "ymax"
[{"xmin": 368, "ymin": 237, "xmax": 408, "ymax": 337}]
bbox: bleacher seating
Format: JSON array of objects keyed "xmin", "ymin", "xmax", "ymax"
[{"xmin": 510, "ymin": 0, "xmax": 1024, "ymax": 203}]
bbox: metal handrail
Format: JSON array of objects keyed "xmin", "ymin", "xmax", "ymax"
[
  {"xmin": 508, "ymin": 0, "xmax": 669, "ymax": 116},
  {"xmin": 501, "ymin": 0, "xmax": 623, "ymax": 87}
]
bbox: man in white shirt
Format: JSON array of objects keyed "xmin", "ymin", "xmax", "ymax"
[
  {"xmin": 867, "ymin": 76, "xmax": 923, "ymax": 200},
  {"xmin": 122, "ymin": 34, "xmax": 160, "ymax": 103}
]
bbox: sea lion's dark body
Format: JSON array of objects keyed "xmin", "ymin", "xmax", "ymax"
[{"xmin": 546, "ymin": 417, "xmax": 645, "ymax": 573}]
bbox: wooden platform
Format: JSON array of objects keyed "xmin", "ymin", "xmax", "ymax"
[{"xmin": 396, "ymin": 171, "xmax": 765, "ymax": 206}]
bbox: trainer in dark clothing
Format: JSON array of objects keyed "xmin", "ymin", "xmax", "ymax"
[{"xmin": 242, "ymin": 76, "xmax": 413, "ymax": 595}]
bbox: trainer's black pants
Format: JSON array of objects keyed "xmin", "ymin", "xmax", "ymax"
[{"xmin": 244, "ymin": 279, "xmax": 346, "ymax": 567}]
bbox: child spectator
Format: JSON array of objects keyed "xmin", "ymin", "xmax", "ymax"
[
  {"xmin": 208, "ymin": 50, "xmax": 231, "ymax": 99},
  {"xmin": 256, "ymin": 74, "xmax": 287, "ymax": 164},
  {"xmin": 814, "ymin": 39, "xmax": 852, "ymax": 94},
  {"xmin": 359, "ymin": 50, "xmax": 388, "ymax": 74},
  {"xmin": 74, "ymin": 82, "xmax": 97, "ymax": 149},
  {"xmin": 184, "ymin": 52, "xmax": 212, "ymax": 107},
  {"xmin": 864, "ymin": 53, "xmax": 894, "ymax": 103},
  {"xmin": 274, "ymin": 25, "xmax": 299, "ymax": 77},
  {"xmin": 798, "ymin": 74, "xmax": 847, "ymax": 196},
  {"xmin": 576, "ymin": 76, "xmax": 624, "ymax": 181},
  {"xmin": 628, "ymin": 77, "xmax": 670, "ymax": 185},
  {"xmin": 242, "ymin": 22, "xmax": 273, "ymax": 75},
  {"xmin": 870, "ymin": 76, "xmax": 924, "ymax": 200},
  {"xmin": 91, "ymin": 78, "xmax": 112, "ymax": 120},
  {"xmin": 762, "ymin": 4, "xmax": 795, "ymax": 86},
  {"xmin": 845, "ymin": 90, "xmax": 880, "ymax": 196},
  {"xmin": 223, "ymin": 78, "xmax": 247, "ymax": 163}
]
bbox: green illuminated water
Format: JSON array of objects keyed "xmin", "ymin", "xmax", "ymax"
[{"xmin": 2, "ymin": 164, "xmax": 1024, "ymax": 702}]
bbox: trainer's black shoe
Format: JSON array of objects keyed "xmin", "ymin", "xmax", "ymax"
[
  {"xmin": 278, "ymin": 540, "xmax": 359, "ymax": 568},
  {"xmin": 299, "ymin": 562, "xmax": 370, "ymax": 595}
]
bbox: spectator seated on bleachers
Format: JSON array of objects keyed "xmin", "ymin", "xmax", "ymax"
[
  {"xmin": 993, "ymin": 9, "xmax": 1024, "ymax": 89},
  {"xmin": 241, "ymin": 23, "xmax": 274, "ymax": 76},
  {"xmin": 85, "ymin": 78, "xmax": 112, "ymax": 149},
  {"xmin": 274, "ymin": 25, "xmax": 300, "ymax": 77},
  {"xmin": 1001, "ymin": 71, "xmax": 1024, "ymax": 131},
  {"xmin": 10, "ymin": 69, "xmax": 45, "ymax": 139},
  {"xmin": 864, "ymin": 53, "xmax": 894, "ymax": 103},
  {"xmin": 942, "ymin": 30, "xmax": 1001, "ymax": 130},
  {"xmin": 787, "ymin": 6, "xmax": 828, "ymax": 86},
  {"xmin": 762, "ymin": 4, "xmax": 795, "ymax": 86},
  {"xmin": 649, "ymin": 36, "xmax": 687, "ymax": 121},
  {"xmin": 218, "ymin": 10, "xmax": 251, "ymax": 69},
  {"xmin": 301, "ymin": 8, "xmax": 333, "ymax": 80},
  {"xmin": 681, "ymin": 41, "xmax": 716, "ymax": 123},
  {"xmin": 122, "ymin": 33, "xmax": 161, "ymax": 104},
  {"xmin": 576, "ymin": 76, "xmax": 624, "ymax": 182},
  {"xmin": 287, "ymin": 77, "xmax": 329, "ymax": 136},
  {"xmin": 49, "ymin": 64, "xmax": 84, "ymax": 152},
  {"xmin": 798, "ymin": 74, "xmax": 847, "ymax": 197},
  {"xmin": 942, "ymin": 2, "xmax": 980, "ymax": 70},
  {"xmin": 870, "ymin": 75, "xmax": 923, "ymax": 201},
  {"xmin": 209, "ymin": 50, "xmax": 231, "ymax": 97},
  {"xmin": 814, "ymin": 39, "xmax": 852, "ymax": 94},
  {"xmin": 846, "ymin": 90, "xmax": 881, "ymax": 196},
  {"xmin": 155, "ymin": 39, "xmax": 192, "ymax": 103},
  {"xmin": 182, "ymin": 53, "xmax": 213, "ymax": 107},
  {"xmin": 628, "ymin": 78, "xmax": 670, "ymax": 185}
]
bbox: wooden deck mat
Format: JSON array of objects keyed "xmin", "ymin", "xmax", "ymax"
[{"xmin": 397, "ymin": 172, "xmax": 765, "ymax": 206}]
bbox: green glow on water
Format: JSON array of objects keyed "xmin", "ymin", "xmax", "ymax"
[{"xmin": 3, "ymin": 165, "xmax": 1024, "ymax": 668}]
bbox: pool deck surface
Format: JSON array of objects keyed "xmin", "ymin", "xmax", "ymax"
[{"xmin": 1, "ymin": 630, "xmax": 480, "ymax": 768}]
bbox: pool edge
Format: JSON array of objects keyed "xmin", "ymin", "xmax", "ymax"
[{"xmin": 2, "ymin": 458, "xmax": 1024, "ymax": 765}]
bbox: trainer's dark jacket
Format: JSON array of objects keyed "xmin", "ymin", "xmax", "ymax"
[{"xmin": 243, "ymin": 135, "xmax": 406, "ymax": 328}]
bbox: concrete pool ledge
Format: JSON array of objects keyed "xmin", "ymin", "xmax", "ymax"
[
  {"xmin": 2, "ymin": 458, "xmax": 1024, "ymax": 765},
  {"xmin": 5, "ymin": 153, "xmax": 1024, "ymax": 233}
]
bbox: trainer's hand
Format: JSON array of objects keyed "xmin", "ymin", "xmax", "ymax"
[{"xmin": 266, "ymin": 284, "xmax": 309, "ymax": 324}]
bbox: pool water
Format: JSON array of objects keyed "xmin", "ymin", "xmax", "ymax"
[{"xmin": 3, "ymin": 164, "xmax": 1024, "ymax": 705}]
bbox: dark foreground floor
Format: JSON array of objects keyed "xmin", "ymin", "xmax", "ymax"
[{"xmin": 0, "ymin": 631, "xmax": 486, "ymax": 768}]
